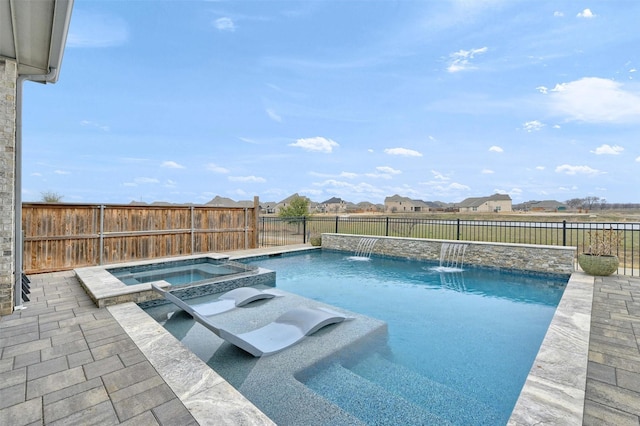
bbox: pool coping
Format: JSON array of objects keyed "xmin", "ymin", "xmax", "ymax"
[
  {"xmin": 509, "ymin": 271, "xmax": 594, "ymax": 424},
  {"xmin": 75, "ymin": 253, "xmax": 258, "ymax": 307},
  {"xmin": 102, "ymin": 245, "xmax": 591, "ymax": 423}
]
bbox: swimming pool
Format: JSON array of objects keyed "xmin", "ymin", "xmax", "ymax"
[
  {"xmin": 107, "ymin": 257, "xmax": 257, "ymax": 286},
  {"xmin": 245, "ymin": 251, "xmax": 567, "ymax": 424},
  {"xmin": 147, "ymin": 250, "xmax": 567, "ymax": 424}
]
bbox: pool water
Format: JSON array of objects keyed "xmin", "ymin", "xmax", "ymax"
[
  {"xmin": 243, "ymin": 251, "xmax": 567, "ymax": 425},
  {"xmin": 107, "ymin": 258, "xmax": 255, "ymax": 286}
]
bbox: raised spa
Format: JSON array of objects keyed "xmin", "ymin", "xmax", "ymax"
[{"xmin": 107, "ymin": 257, "xmax": 257, "ymax": 286}]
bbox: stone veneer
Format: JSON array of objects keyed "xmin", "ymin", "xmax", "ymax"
[
  {"xmin": 0, "ymin": 59, "xmax": 17, "ymax": 315},
  {"xmin": 322, "ymin": 233, "xmax": 575, "ymax": 275}
]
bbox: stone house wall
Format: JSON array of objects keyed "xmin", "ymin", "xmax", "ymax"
[{"xmin": 0, "ymin": 59, "xmax": 17, "ymax": 315}]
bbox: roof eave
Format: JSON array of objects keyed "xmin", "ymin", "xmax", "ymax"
[{"xmin": 37, "ymin": 0, "xmax": 74, "ymax": 83}]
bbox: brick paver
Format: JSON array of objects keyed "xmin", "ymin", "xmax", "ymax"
[
  {"xmin": 0, "ymin": 271, "xmax": 196, "ymax": 425},
  {"xmin": 583, "ymin": 276, "xmax": 640, "ymax": 425}
]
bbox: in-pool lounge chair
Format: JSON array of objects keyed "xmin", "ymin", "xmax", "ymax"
[
  {"xmin": 151, "ymin": 284, "xmax": 276, "ymax": 316},
  {"xmin": 151, "ymin": 284, "xmax": 352, "ymax": 357}
]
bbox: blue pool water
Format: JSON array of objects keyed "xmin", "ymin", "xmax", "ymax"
[
  {"xmin": 108, "ymin": 258, "xmax": 255, "ymax": 286},
  {"xmin": 243, "ymin": 251, "xmax": 567, "ymax": 425}
]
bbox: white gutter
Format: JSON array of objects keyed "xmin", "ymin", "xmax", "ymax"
[
  {"xmin": 13, "ymin": 0, "xmax": 74, "ymax": 309},
  {"xmin": 13, "ymin": 69, "xmax": 57, "ymax": 309}
]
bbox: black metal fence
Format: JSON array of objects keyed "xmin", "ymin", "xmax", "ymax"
[{"xmin": 259, "ymin": 216, "xmax": 640, "ymax": 276}]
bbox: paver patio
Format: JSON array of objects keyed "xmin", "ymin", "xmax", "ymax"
[{"xmin": 1, "ymin": 266, "xmax": 639, "ymax": 425}]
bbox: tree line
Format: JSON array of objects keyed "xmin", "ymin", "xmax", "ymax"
[{"xmin": 565, "ymin": 197, "xmax": 640, "ymax": 210}]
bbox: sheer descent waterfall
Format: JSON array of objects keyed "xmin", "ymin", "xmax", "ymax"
[
  {"xmin": 439, "ymin": 242, "xmax": 469, "ymax": 269},
  {"xmin": 354, "ymin": 238, "xmax": 378, "ymax": 258}
]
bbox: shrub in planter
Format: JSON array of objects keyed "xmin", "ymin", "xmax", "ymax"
[
  {"xmin": 309, "ymin": 235, "xmax": 322, "ymax": 246},
  {"xmin": 577, "ymin": 228, "xmax": 621, "ymax": 276}
]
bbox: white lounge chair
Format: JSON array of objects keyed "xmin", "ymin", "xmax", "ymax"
[
  {"xmin": 152, "ymin": 284, "xmax": 352, "ymax": 357},
  {"xmin": 151, "ymin": 284, "xmax": 276, "ymax": 316}
]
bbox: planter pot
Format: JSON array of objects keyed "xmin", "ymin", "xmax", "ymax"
[{"xmin": 577, "ymin": 253, "xmax": 619, "ymax": 276}]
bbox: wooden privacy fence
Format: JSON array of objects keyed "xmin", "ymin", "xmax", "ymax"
[{"xmin": 22, "ymin": 199, "xmax": 259, "ymax": 274}]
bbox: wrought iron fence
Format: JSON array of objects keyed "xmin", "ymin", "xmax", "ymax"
[{"xmin": 259, "ymin": 216, "xmax": 640, "ymax": 276}]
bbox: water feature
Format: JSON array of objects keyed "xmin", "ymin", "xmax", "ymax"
[
  {"xmin": 433, "ymin": 242, "xmax": 469, "ymax": 272},
  {"xmin": 349, "ymin": 237, "xmax": 378, "ymax": 260}
]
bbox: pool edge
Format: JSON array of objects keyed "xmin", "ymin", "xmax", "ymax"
[{"xmin": 508, "ymin": 271, "xmax": 593, "ymax": 424}]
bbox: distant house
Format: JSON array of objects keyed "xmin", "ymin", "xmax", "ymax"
[
  {"xmin": 457, "ymin": 194, "xmax": 512, "ymax": 213},
  {"xmin": 355, "ymin": 201, "xmax": 383, "ymax": 213},
  {"xmin": 321, "ymin": 197, "xmax": 347, "ymax": 213},
  {"xmin": 384, "ymin": 195, "xmax": 431, "ymax": 213},
  {"xmin": 276, "ymin": 193, "xmax": 312, "ymax": 214},
  {"xmin": 527, "ymin": 200, "xmax": 567, "ymax": 212},
  {"xmin": 206, "ymin": 196, "xmax": 239, "ymax": 208},
  {"xmin": 260, "ymin": 201, "xmax": 277, "ymax": 214}
]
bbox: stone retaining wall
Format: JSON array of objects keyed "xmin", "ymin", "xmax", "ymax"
[{"xmin": 322, "ymin": 233, "xmax": 575, "ymax": 275}]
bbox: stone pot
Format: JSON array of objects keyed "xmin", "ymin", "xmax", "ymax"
[{"xmin": 577, "ymin": 253, "xmax": 619, "ymax": 276}]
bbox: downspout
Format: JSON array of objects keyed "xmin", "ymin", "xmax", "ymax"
[{"xmin": 14, "ymin": 68, "xmax": 59, "ymax": 309}]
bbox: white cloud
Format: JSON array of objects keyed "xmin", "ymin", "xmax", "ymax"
[
  {"xmin": 312, "ymin": 179, "xmax": 385, "ymax": 195},
  {"xmin": 238, "ymin": 137, "xmax": 258, "ymax": 144},
  {"xmin": 54, "ymin": 170, "xmax": 70, "ymax": 175},
  {"xmin": 554, "ymin": 11, "xmax": 564, "ymax": 17},
  {"xmin": 555, "ymin": 164, "xmax": 602, "ymax": 175},
  {"xmin": 161, "ymin": 161, "xmax": 185, "ymax": 169},
  {"xmin": 165, "ymin": 179, "xmax": 177, "ymax": 188},
  {"xmin": 376, "ymin": 166, "xmax": 401, "ymax": 175},
  {"xmin": 419, "ymin": 178, "xmax": 470, "ymax": 193},
  {"xmin": 577, "ymin": 8, "xmax": 596, "ymax": 19},
  {"xmin": 309, "ymin": 171, "xmax": 358, "ymax": 179},
  {"xmin": 481, "ymin": 169, "xmax": 494, "ymax": 174},
  {"xmin": 340, "ymin": 172, "xmax": 358, "ymax": 179},
  {"xmin": 447, "ymin": 47, "xmax": 488, "ymax": 73},
  {"xmin": 290, "ymin": 137, "xmax": 339, "ymax": 153},
  {"xmin": 489, "ymin": 146, "xmax": 503, "ymax": 153},
  {"xmin": 384, "ymin": 147, "xmax": 423, "ymax": 157},
  {"xmin": 431, "ymin": 170, "xmax": 449, "ymax": 181},
  {"xmin": 80, "ymin": 120, "xmax": 110, "ymax": 132},
  {"xmin": 636, "ymin": 156, "xmax": 640, "ymax": 162},
  {"xmin": 215, "ymin": 17, "xmax": 236, "ymax": 31},
  {"xmin": 591, "ymin": 144, "xmax": 624, "ymax": 155},
  {"xmin": 523, "ymin": 120, "xmax": 544, "ymax": 132},
  {"xmin": 536, "ymin": 166, "xmax": 545, "ymax": 170},
  {"xmin": 536, "ymin": 86, "xmax": 548, "ymax": 94},
  {"xmin": 448, "ymin": 182, "xmax": 471, "ymax": 191},
  {"xmin": 549, "ymin": 77, "xmax": 640, "ymax": 123},
  {"xmin": 228, "ymin": 175, "xmax": 266, "ymax": 183},
  {"xmin": 206, "ymin": 163, "xmax": 230, "ymax": 173},
  {"xmin": 134, "ymin": 177, "xmax": 160, "ymax": 184},
  {"xmin": 266, "ymin": 108, "xmax": 282, "ymax": 122},
  {"xmin": 364, "ymin": 173, "xmax": 392, "ymax": 180},
  {"xmin": 67, "ymin": 11, "xmax": 129, "ymax": 48}
]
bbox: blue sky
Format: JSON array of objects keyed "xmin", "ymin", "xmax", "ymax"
[{"xmin": 22, "ymin": 1, "xmax": 640, "ymax": 205}]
